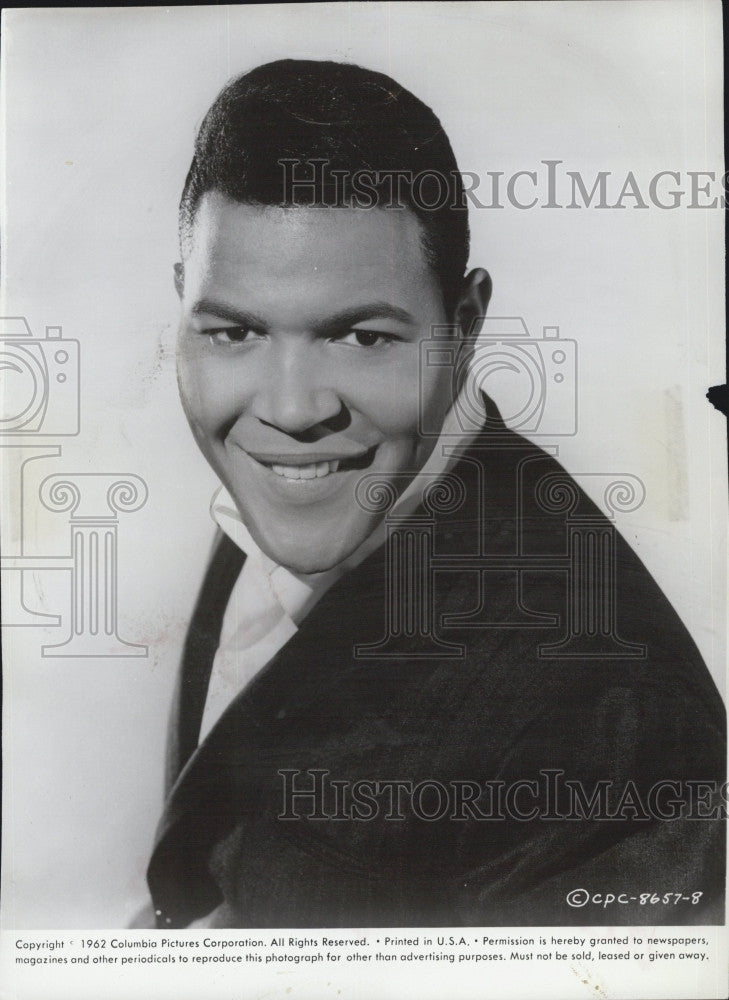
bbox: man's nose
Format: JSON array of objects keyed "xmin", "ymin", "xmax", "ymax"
[{"xmin": 250, "ymin": 347, "xmax": 343, "ymax": 435}]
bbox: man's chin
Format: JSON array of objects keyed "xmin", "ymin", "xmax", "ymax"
[
  {"xmin": 266, "ymin": 541, "xmax": 361, "ymax": 576},
  {"xmin": 251, "ymin": 522, "xmax": 376, "ymax": 576}
]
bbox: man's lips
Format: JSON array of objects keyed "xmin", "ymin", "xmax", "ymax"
[
  {"xmin": 246, "ymin": 445, "xmax": 378, "ymax": 470},
  {"xmin": 249, "ymin": 445, "xmax": 377, "ymax": 465},
  {"xmin": 247, "ymin": 445, "xmax": 378, "ymax": 480}
]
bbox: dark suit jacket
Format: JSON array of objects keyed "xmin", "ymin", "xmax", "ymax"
[{"xmin": 146, "ymin": 426, "xmax": 725, "ymax": 928}]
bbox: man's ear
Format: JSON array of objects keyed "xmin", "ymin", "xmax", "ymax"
[
  {"xmin": 173, "ymin": 262, "xmax": 184, "ymax": 298},
  {"xmin": 453, "ymin": 269, "xmax": 492, "ymax": 367}
]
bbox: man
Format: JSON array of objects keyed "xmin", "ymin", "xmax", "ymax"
[{"xmin": 144, "ymin": 60, "xmax": 725, "ymax": 928}]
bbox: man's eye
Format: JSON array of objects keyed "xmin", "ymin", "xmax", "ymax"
[
  {"xmin": 337, "ymin": 329, "xmax": 396, "ymax": 348},
  {"xmin": 205, "ymin": 327, "xmax": 259, "ymax": 345}
]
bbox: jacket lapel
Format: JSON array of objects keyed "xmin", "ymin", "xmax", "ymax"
[
  {"xmin": 148, "ymin": 536, "xmax": 397, "ymax": 928},
  {"xmin": 165, "ymin": 531, "xmax": 246, "ymax": 792}
]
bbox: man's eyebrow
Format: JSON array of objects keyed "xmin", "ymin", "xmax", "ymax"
[
  {"xmin": 191, "ymin": 299, "xmax": 267, "ymax": 327},
  {"xmin": 190, "ymin": 299, "xmax": 417, "ymax": 329},
  {"xmin": 320, "ymin": 302, "xmax": 417, "ymax": 330}
]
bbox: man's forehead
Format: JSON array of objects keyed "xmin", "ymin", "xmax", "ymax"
[
  {"xmin": 185, "ymin": 192, "xmax": 431, "ymax": 275},
  {"xmin": 181, "ymin": 192, "xmax": 443, "ymax": 324}
]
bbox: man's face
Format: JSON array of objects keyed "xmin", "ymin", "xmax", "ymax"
[{"xmin": 176, "ymin": 193, "xmax": 456, "ymax": 573}]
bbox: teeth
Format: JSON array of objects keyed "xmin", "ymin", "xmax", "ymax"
[{"xmin": 270, "ymin": 459, "xmax": 340, "ymax": 480}]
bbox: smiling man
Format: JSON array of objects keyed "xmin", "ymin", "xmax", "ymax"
[
  {"xmin": 175, "ymin": 198, "xmax": 486, "ymax": 574},
  {"xmin": 143, "ymin": 60, "xmax": 725, "ymax": 930}
]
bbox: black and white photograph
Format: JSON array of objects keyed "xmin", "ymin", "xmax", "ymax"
[{"xmin": 1, "ymin": 3, "xmax": 726, "ymax": 998}]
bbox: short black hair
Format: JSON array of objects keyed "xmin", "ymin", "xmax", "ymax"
[{"xmin": 179, "ymin": 59, "xmax": 470, "ymax": 315}]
